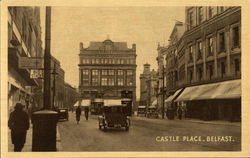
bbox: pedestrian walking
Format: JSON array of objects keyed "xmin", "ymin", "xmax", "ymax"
[
  {"xmin": 84, "ymin": 106, "xmax": 89, "ymax": 121},
  {"xmin": 76, "ymin": 106, "xmax": 82, "ymax": 124},
  {"xmin": 8, "ymin": 103, "xmax": 30, "ymax": 152},
  {"xmin": 177, "ymin": 106, "xmax": 182, "ymax": 120}
]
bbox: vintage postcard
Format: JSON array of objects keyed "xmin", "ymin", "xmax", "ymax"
[{"xmin": 1, "ymin": 0, "xmax": 250, "ymax": 157}]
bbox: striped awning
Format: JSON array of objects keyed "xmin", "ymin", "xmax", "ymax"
[
  {"xmin": 165, "ymin": 88, "xmax": 184, "ymax": 103},
  {"xmin": 175, "ymin": 79, "xmax": 241, "ymax": 102}
]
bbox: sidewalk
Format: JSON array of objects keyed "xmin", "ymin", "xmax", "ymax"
[
  {"xmin": 132, "ymin": 115, "xmax": 241, "ymax": 127},
  {"xmin": 8, "ymin": 124, "xmax": 62, "ymax": 152}
]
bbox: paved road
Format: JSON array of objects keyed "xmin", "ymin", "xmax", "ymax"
[{"xmin": 58, "ymin": 112, "xmax": 241, "ymax": 151}]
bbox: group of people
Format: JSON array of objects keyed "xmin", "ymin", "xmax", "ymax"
[{"xmin": 75, "ymin": 106, "xmax": 89, "ymax": 124}]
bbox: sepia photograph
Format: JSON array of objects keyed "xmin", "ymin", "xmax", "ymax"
[{"xmin": 1, "ymin": 0, "xmax": 250, "ymax": 157}]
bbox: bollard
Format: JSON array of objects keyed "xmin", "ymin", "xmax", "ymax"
[{"xmin": 32, "ymin": 110, "xmax": 58, "ymax": 151}]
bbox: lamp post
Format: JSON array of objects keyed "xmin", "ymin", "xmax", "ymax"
[{"xmin": 32, "ymin": 7, "xmax": 58, "ymax": 151}]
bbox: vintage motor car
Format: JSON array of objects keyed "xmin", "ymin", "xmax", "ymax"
[
  {"xmin": 57, "ymin": 108, "xmax": 69, "ymax": 121},
  {"xmin": 98, "ymin": 104, "xmax": 130, "ymax": 131},
  {"xmin": 137, "ymin": 106, "xmax": 146, "ymax": 117}
]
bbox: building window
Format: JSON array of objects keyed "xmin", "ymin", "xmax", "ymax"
[
  {"xmin": 221, "ymin": 7, "xmax": 225, "ymax": 12},
  {"xmin": 221, "ymin": 62, "xmax": 226, "ymax": 78},
  {"xmin": 82, "ymin": 78, "xmax": 89, "ymax": 86},
  {"xmin": 189, "ymin": 45, "xmax": 193, "ymax": 62},
  {"xmin": 101, "ymin": 59, "xmax": 104, "ymax": 64},
  {"xmin": 198, "ymin": 7, "xmax": 203, "ymax": 24},
  {"xmin": 219, "ymin": 32, "xmax": 225, "ymax": 52},
  {"xmin": 105, "ymin": 59, "xmax": 108, "ymax": 64},
  {"xmin": 117, "ymin": 59, "xmax": 121, "ymax": 64},
  {"xmin": 86, "ymin": 59, "xmax": 90, "ymax": 64},
  {"xmin": 121, "ymin": 59, "xmax": 124, "ymax": 64},
  {"xmin": 118, "ymin": 78, "xmax": 124, "ymax": 86},
  {"xmin": 102, "ymin": 70, "xmax": 108, "ymax": 75},
  {"xmin": 101, "ymin": 78, "xmax": 108, "ymax": 86},
  {"xmin": 188, "ymin": 11, "xmax": 194, "ymax": 29},
  {"xmin": 208, "ymin": 37, "xmax": 214, "ymax": 56},
  {"xmin": 127, "ymin": 70, "xmax": 133, "ymax": 76},
  {"xmin": 232, "ymin": 26, "xmax": 240, "ymax": 48},
  {"xmin": 82, "ymin": 70, "xmax": 89, "ymax": 75},
  {"xmin": 96, "ymin": 59, "xmax": 100, "ymax": 64},
  {"xmin": 22, "ymin": 16, "xmax": 27, "ymax": 42},
  {"xmin": 235, "ymin": 59, "xmax": 240, "ymax": 76},
  {"xmin": 197, "ymin": 41, "xmax": 202, "ymax": 60},
  {"xmin": 189, "ymin": 70, "xmax": 193, "ymax": 83},
  {"xmin": 92, "ymin": 78, "xmax": 99, "ymax": 86},
  {"xmin": 131, "ymin": 59, "xmax": 134, "ymax": 64},
  {"xmin": 92, "ymin": 70, "xmax": 99, "ymax": 76},
  {"xmin": 118, "ymin": 70, "xmax": 124, "ymax": 76},
  {"xmin": 92, "ymin": 59, "xmax": 96, "ymax": 64},
  {"xmin": 208, "ymin": 7, "xmax": 214, "ymax": 18},
  {"xmin": 198, "ymin": 67, "xmax": 203, "ymax": 81},
  {"xmin": 108, "ymin": 70, "xmax": 114, "ymax": 75},
  {"xmin": 208, "ymin": 65, "xmax": 213, "ymax": 80},
  {"xmin": 108, "ymin": 78, "xmax": 115, "ymax": 86}
]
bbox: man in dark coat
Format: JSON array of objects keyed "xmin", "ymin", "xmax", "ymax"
[
  {"xmin": 75, "ymin": 106, "xmax": 82, "ymax": 124},
  {"xmin": 84, "ymin": 106, "xmax": 89, "ymax": 121},
  {"xmin": 8, "ymin": 103, "xmax": 30, "ymax": 152}
]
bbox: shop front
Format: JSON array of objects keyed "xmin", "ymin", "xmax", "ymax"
[{"xmin": 175, "ymin": 79, "xmax": 241, "ymax": 122}]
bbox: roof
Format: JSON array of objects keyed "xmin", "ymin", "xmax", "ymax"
[{"xmin": 86, "ymin": 39, "xmax": 130, "ymax": 51}]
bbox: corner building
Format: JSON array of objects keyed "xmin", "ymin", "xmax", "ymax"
[
  {"xmin": 78, "ymin": 39, "xmax": 137, "ymax": 107},
  {"xmin": 160, "ymin": 7, "xmax": 241, "ymax": 121}
]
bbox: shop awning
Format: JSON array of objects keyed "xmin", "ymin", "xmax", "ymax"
[
  {"xmin": 152, "ymin": 99, "xmax": 157, "ymax": 106},
  {"xmin": 104, "ymin": 99, "xmax": 123, "ymax": 106},
  {"xmin": 94, "ymin": 98, "xmax": 104, "ymax": 103},
  {"xmin": 73, "ymin": 101, "xmax": 79, "ymax": 107},
  {"xmin": 165, "ymin": 88, "xmax": 184, "ymax": 103},
  {"xmin": 81, "ymin": 99, "xmax": 91, "ymax": 107},
  {"xmin": 175, "ymin": 79, "xmax": 241, "ymax": 102}
]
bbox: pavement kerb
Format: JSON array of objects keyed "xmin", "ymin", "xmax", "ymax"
[
  {"xmin": 56, "ymin": 125, "xmax": 63, "ymax": 151},
  {"xmin": 132, "ymin": 116, "xmax": 241, "ymax": 127}
]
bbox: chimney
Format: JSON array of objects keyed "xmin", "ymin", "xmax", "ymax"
[
  {"xmin": 80, "ymin": 42, "xmax": 84, "ymax": 51},
  {"xmin": 132, "ymin": 43, "xmax": 136, "ymax": 51}
]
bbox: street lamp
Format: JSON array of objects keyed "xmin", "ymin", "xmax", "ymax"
[{"xmin": 32, "ymin": 7, "xmax": 58, "ymax": 151}]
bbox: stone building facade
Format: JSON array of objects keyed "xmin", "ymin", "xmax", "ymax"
[
  {"xmin": 158, "ymin": 7, "xmax": 241, "ymax": 121},
  {"xmin": 78, "ymin": 39, "xmax": 137, "ymax": 105},
  {"xmin": 8, "ymin": 7, "xmax": 43, "ymax": 113}
]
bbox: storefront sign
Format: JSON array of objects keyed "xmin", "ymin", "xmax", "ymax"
[
  {"xmin": 18, "ymin": 57, "xmax": 44, "ymax": 69},
  {"xmin": 30, "ymin": 69, "xmax": 43, "ymax": 79}
]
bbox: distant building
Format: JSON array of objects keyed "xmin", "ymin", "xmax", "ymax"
[
  {"xmin": 140, "ymin": 64, "xmax": 158, "ymax": 108},
  {"xmin": 64, "ymin": 83, "xmax": 79, "ymax": 110},
  {"xmin": 78, "ymin": 39, "xmax": 137, "ymax": 105}
]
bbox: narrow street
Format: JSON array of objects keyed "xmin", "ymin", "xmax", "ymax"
[{"xmin": 58, "ymin": 112, "xmax": 241, "ymax": 151}]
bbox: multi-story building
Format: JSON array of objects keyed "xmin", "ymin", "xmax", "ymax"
[
  {"xmin": 51, "ymin": 56, "xmax": 65, "ymax": 109},
  {"xmin": 64, "ymin": 83, "xmax": 79, "ymax": 111},
  {"xmin": 78, "ymin": 39, "xmax": 137, "ymax": 106},
  {"xmin": 157, "ymin": 22, "xmax": 185, "ymax": 112},
  {"xmin": 162, "ymin": 6, "xmax": 241, "ymax": 121},
  {"xmin": 139, "ymin": 64, "xmax": 158, "ymax": 109},
  {"xmin": 8, "ymin": 7, "xmax": 42, "ymax": 113}
]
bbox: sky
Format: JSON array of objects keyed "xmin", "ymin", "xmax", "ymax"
[{"xmin": 40, "ymin": 6, "xmax": 185, "ymax": 99}]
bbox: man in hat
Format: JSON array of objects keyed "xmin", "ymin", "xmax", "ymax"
[{"xmin": 8, "ymin": 103, "xmax": 30, "ymax": 152}]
